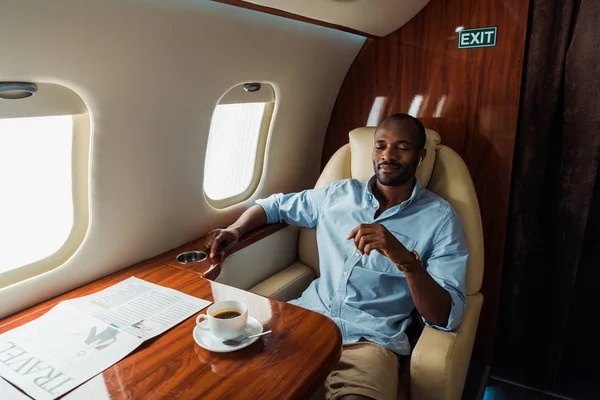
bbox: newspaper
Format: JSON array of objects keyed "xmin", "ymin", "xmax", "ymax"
[
  {"xmin": 0, "ymin": 277, "xmax": 211, "ymax": 400},
  {"xmin": 0, "ymin": 376, "xmax": 31, "ymax": 399}
]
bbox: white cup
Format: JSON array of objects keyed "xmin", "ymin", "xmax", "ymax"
[{"xmin": 196, "ymin": 300, "xmax": 248, "ymax": 340}]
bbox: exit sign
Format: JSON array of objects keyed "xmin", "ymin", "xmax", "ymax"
[{"xmin": 458, "ymin": 27, "xmax": 497, "ymax": 48}]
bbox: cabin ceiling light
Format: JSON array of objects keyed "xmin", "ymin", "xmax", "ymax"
[
  {"xmin": 0, "ymin": 82, "xmax": 38, "ymax": 100},
  {"xmin": 243, "ymin": 83, "xmax": 261, "ymax": 93}
]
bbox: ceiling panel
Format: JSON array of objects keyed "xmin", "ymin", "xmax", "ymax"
[{"xmin": 243, "ymin": 0, "xmax": 431, "ymax": 37}]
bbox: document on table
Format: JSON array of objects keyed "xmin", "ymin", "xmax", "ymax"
[
  {"xmin": 0, "ymin": 376, "xmax": 31, "ymax": 399},
  {"xmin": 0, "ymin": 277, "xmax": 211, "ymax": 400}
]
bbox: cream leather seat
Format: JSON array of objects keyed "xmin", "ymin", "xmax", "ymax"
[{"xmin": 250, "ymin": 127, "xmax": 484, "ymax": 400}]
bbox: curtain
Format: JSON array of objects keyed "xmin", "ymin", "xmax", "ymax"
[{"xmin": 495, "ymin": 0, "xmax": 600, "ymax": 397}]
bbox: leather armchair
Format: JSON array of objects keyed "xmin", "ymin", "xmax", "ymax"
[{"xmin": 249, "ymin": 127, "xmax": 484, "ymax": 400}]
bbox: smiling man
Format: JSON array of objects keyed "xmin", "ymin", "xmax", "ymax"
[{"xmin": 206, "ymin": 114, "xmax": 468, "ymax": 400}]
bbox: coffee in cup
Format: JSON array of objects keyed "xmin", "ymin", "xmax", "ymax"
[
  {"xmin": 196, "ymin": 300, "xmax": 248, "ymax": 340},
  {"xmin": 213, "ymin": 309, "xmax": 242, "ymax": 319}
]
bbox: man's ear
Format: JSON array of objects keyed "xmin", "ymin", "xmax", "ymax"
[{"xmin": 420, "ymin": 148, "xmax": 427, "ymax": 161}]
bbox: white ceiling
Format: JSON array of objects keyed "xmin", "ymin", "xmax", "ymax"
[{"xmin": 243, "ymin": 0, "xmax": 431, "ymax": 37}]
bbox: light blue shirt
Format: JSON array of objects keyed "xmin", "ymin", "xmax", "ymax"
[{"xmin": 256, "ymin": 177, "xmax": 468, "ymax": 355}]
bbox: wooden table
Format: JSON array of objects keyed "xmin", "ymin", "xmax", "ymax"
[{"xmin": 0, "ymin": 253, "xmax": 342, "ymax": 399}]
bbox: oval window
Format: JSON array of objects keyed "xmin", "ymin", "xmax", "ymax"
[
  {"xmin": 203, "ymin": 83, "xmax": 275, "ymax": 208},
  {"xmin": 0, "ymin": 83, "xmax": 90, "ymax": 288}
]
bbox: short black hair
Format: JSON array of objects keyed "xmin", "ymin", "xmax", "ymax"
[{"xmin": 377, "ymin": 113, "xmax": 426, "ymax": 149}]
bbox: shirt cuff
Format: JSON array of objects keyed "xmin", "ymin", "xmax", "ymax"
[
  {"xmin": 421, "ymin": 288, "xmax": 465, "ymax": 332},
  {"xmin": 255, "ymin": 195, "xmax": 281, "ymax": 225}
]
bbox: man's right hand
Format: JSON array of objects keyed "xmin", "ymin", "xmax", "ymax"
[{"xmin": 205, "ymin": 228, "xmax": 241, "ymax": 259}]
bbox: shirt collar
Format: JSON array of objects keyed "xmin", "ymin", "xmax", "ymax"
[{"xmin": 366, "ymin": 176, "xmax": 423, "ymax": 210}]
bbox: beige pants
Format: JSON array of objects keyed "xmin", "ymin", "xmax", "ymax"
[{"xmin": 324, "ymin": 342, "xmax": 400, "ymax": 400}]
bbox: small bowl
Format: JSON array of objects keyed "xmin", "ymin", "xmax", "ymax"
[{"xmin": 176, "ymin": 251, "xmax": 207, "ymax": 264}]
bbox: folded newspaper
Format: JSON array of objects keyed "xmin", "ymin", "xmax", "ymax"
[{"xmin": 0, "ymin": 277, "xmax": 211, "ymax": 400}]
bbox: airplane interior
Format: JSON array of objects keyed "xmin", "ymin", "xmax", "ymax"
[{"xmin": 1, "ymin": 0, "xmax": 599, "ymax": 399}]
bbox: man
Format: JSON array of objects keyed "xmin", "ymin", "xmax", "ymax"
[{"xmin": 206, "ymin": 114, "xmax": 468, "ymax": 400}]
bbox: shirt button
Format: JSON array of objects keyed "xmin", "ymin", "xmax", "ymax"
[
  {"xmin": 355, "ymin": 251, "xmax": 360, "ymax": 257},
  {"xmin": 343, "ymin": 271, "xmax": 348, "ymax": 276},
  {"xmin": 331, "ymin": 313, "xmax": 337, "ymax": 317}
]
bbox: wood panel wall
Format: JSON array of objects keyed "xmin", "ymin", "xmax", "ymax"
[{"xmin": 322, "ymin": 0, "xmax": 530, "ymax": 364}]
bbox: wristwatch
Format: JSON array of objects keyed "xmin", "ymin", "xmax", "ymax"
[{"xmin": 396, "ymin": 250, "xmax": 423, "ymax": 272}]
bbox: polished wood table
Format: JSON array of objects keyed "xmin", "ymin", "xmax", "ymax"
[{"xmin": 0, "ymin": 254, "xmax": 341, "ymax": 399}]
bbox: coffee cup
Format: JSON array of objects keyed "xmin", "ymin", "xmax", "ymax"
[{"xmin": 196, "ymin": 300, "xmax": 248, "ymax": 340}]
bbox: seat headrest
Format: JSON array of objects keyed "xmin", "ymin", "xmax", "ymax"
[{"xmin": 349, "ymin": 127, "xmax": 441, "ymax": 187}]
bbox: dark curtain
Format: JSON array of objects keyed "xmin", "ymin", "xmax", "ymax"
[{"xmin": 495, "ymin": 0, "xmax": 600, "ymax": 398}]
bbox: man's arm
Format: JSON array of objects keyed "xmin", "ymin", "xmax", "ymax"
[
  {"xmin": 347, "ymin": 216, "xmax": 467, "ymax": 329},
  {"xmin": 416, "ymin": 214, "xmax": 468, "ymax": 330},
  {"xmin": 205, "ymin": 205, "xmax": 267, "ymax": 258},
  {"xmin": 404, "ymin": 267, "xmax": 451, "ymax": 326},
  {"xmin": 206, "ymin": 183, "xmax": 335, "ymax": 259}
]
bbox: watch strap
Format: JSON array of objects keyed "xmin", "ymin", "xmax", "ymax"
[{"xmin": 396, "ymin": 250, "xmax": 423, "ymax": 272}]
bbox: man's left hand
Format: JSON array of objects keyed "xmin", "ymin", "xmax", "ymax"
[{"xmin": 346, "ymin": 224, "xmax": 414, "ymax": 265}]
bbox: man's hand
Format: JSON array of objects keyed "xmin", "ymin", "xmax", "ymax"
[
  {"xmin": 346, "ymin": 224, "xmax": 414, "ymax": 266},
  {"xmin": 205, "ymin": 228, "xmax": 241, "ymax": 259}
]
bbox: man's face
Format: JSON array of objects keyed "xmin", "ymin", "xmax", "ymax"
[{"xmin": 372, "ymin": 121, "xmax": 422, "ymax": 186}]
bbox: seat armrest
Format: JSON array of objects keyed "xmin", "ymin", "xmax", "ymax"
[
  {"xmin": 215, "ymin": 225, "xmax": 300, "ymax": 289},
  {"xmin": 410, "ymin": 293, "xmax": 483, "ymax": 400},
  {"xmin": 249, "ymin": 261, "xmax": 316, "ymax": 301}
]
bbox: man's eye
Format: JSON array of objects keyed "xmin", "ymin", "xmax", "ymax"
[
  {"xmin": 398, "ymin": 146, "xmax": 410, "ymax": 151},
  {"xmin": 375, "ymin": 145, "xmax": 385, "ymax": 150}
]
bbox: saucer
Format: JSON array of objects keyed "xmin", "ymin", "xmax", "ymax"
[{"xmin": 193, "ymin": 316, "xmax": 264, "ymax": 353}]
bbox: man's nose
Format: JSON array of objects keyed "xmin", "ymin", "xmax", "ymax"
[{"xmin": 381, "ymin": 147, "xmax": 396, "ymax": 161}]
